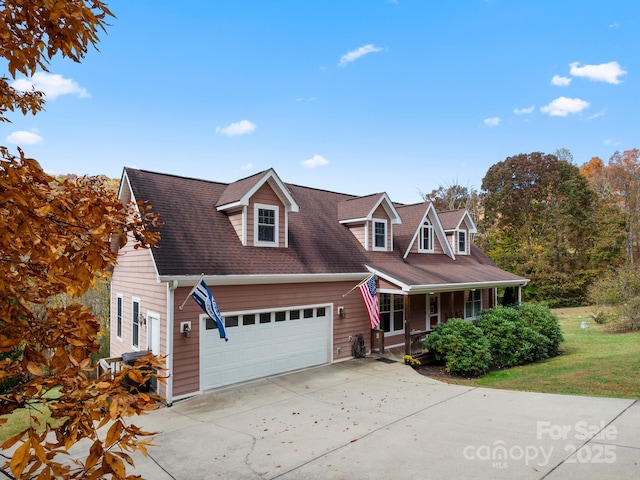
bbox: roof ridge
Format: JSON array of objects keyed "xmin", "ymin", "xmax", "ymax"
[{"xmin": 124, "ymin": 167, "xmax": 229, "ymax": 187}]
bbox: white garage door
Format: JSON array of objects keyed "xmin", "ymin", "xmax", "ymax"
[{"xmin": 201, "ymin": 305, "xmax": 331, "ymax": 390}]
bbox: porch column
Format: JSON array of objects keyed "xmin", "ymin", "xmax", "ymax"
[
  {"xmin": 517, "ymin": 286, "xmax": 522, "ymax": 304},
  {"xmin": 404, "ymin": 294, "xmax": 411, "ymax": 356}
]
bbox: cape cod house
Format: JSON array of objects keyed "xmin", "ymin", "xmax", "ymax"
[{"xmin": 109, "ymin": 168, "xmax": 528, "ymax": 404}]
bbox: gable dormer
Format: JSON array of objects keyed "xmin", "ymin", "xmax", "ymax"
[
  {"xmin": 438, "ymin": 209, "xmax": 477, "ymax": 255},
  {"xmin": 398, "ymin": 202, "xmax": 454, "ymax": 259},
  {"xmin": 216, "ymin": 169, "xmax": 299, "ymax": 247},
  {"xmin": 338, "ymin": 193, "xmax": 401, "ymax": 251}
]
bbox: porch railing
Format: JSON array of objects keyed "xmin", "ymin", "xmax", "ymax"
[
  {"xmin": 98, "ymin": 356, "xmax": 123, "ymax": 379},
  {"xmin": 408, "ymin": 329, "xmax": 431, "ymax": 356}
]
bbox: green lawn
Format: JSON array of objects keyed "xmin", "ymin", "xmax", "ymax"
[
  {"xmin": 0, "ymin": 388, "xmax": 62, "ymax": 444},
  {"xmin": 467, "ymin": 306, "xmax": 640, "ymax": 398}
]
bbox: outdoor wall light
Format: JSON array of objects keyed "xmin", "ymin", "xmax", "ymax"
[
  {"xmin": 180, "ymin": 321, "xmax": 192, "ymax": 338},
  {"xmin": 182, "ymin": 324, "xmax": 191, "ymax": 338},
  {"xmin": 338, "ymin": 306, "xmax": 345, "ymax": 318}
]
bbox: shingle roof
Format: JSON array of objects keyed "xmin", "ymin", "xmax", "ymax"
[
  {"xmin": 215, "ymin": 170, "xmax": 267, "ymax": 207},
  {"xmin": 438, "ymin": 209, "xmax": 466, "ymax": 230},
  {"xmin": 337, "ymin": 193, "xmax": 386, "ymax": 222},
  {"xmin": 123, "ymin": 168, "xmax": 526, "ymax": 289}
]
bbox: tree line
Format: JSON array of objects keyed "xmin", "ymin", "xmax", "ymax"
[{"xmin": 424, "ymin": 149, "xmax": 639, "ymax": 307}]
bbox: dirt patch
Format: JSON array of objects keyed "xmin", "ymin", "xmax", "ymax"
[{"xmin": 412, "ymin": 362, "xmax": 482, "ymax": 383}]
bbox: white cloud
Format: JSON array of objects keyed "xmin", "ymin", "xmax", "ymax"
[
  {"xmin": 301, "ymin": 154, "xmax": 329, "ymax": 168},
  {"xmin": 215, "ymin": 120, "xmax": 256, "ymax": 137},
  {"xmin": 569, "ymin": 61, "xmax": 627, "ymax": 84},
  {"xmin": 338, "ymin": 44, "xmax": 384, "ymax": 67},
  {"xmin": 514, "ymin": 106, "xmax": 535, "ymax": 115},
  {"xmin": 240, "ymin": 163, "xmax": 253, "ymax": 171},
  {"xmin": 540, "ymin": 96, "xmax": 590, "ymax": 116},
  {"xmin": 11, "ymin": 72, "xmax": 89, "ymax": 99},
  {"xmin": 604, "ymin": 138, "xmax": 622, "ymax": 146},
  {"xmin": 6, "ymin": 130, "xmax": 43, "ymax": 145},
  {"xmin": 587, "ymin": 109, "xmax": 606, "ymax": 120},
  {"xmin": 483, "ymin": 117, "xmax": 500, "ymax": 127},
  {"xmin": 551, "ymin": 75, "xmax": 571, "ymax": 86},
  {"xmin": 295, "ymin": 96, "xmax": 316, "ymax": 102}
]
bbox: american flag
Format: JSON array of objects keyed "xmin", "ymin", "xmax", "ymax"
[
  {"xmin": 358, "ymin": 274, "xmax": 380, "ymax": 329},
  {"xmin": 191, "ymin": 279, "xmax": 228, "ymax": 341}
]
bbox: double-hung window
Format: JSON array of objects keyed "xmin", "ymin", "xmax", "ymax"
[
  {"xmin": 458, "ymin": 231, "xmax": 467, "ymax": 254},
  {"xmin": 380, "ymin": 293, "xmax": 404, "ymax": 335},
  {"xmin": 254, "ymin": 204, "xmax": 279, "ymax": 246},
  {"xmin": 373, "ymin": 220, "xmax": 387, "ymax": 250},
  {"xmin": 132, "ymin": 298, "xmax": 140, "ymax": 349},
  {"xmin": 116, "ymin": 294, "xmax": 123, "ymax": 339},
  {"xmin": 420, "ymin": 221, "xmax": 434, "ymax": 252},
  {"xmin": 464, "ymin": 290, "xmax": 481, "ymax": 319}
]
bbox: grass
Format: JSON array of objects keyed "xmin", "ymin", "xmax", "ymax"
[
  {"xmin": 459, "ymin": 306, "xmax": 640, "ymax": 398},
  {"xmin": 0, "ymin": 388, "xmax": 62, "ymax": 444}
]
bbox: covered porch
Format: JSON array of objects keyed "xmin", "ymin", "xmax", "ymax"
[{"xmin": 370, "ymin": 282, "xmax": 527, "ymax": 359}]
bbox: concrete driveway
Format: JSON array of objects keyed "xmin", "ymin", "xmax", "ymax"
[{"xmin": 126, "ymin": 358, "xmax": 639, "ymax": 479}]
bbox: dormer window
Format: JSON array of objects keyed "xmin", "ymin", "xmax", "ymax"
[
  {"xmin": 419, "ymin": 221, "xmax": 434, "ymax": 252},
  {"xmin": 373, "ymin": 220, "xmax": 387, "ymax": 250},
  {"xmin": 255, "ymin": 204, "xmax": 279, "ymax": 247},
  {"xmin": 458, "ymin": 231, "xmax": 466, "ymax": 254}
]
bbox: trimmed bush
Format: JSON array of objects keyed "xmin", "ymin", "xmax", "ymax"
[
  {"xmin": 476, "ymin": 307, "xmax": 544, "ymax": 367},
  {"xmin": 423, "ymin": 318, "xmax": 491, "ymax": 377},
  {"xmin": 515, "ymin": 303, "xmax": 563, "ymax": 357},
  {"xmin": 477, "ymin": 304, "xmax": 563, "ymax": 367}
]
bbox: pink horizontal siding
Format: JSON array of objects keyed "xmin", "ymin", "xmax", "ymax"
[
  {"xmin": 111, "ymin": 238, "xmax": 168, "ymax": 398},
  {"xmin": 172, "ymin": 280, "xmax": 373, "ymax": 398}
]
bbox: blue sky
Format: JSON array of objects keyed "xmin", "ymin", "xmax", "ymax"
[{"xmin": 3, "ymin": 0, "xmax": 638, "ymax": 204}]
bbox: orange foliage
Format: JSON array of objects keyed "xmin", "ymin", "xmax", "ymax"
[
  {"xmin": 1, "ymin": 150, "xmax": 165, "ymax": 479},
  {"xmin": 0, "ymin": 1, "xmax": 167, "ymax": 477},
  {"xmin": 0, "ymin": 0, "xmax": 113, "ymax": 122}
]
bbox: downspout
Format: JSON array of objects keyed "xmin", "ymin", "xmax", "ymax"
[{"xmin": 166, "ymin": 280, "xmax": 178, "ymax": 406}]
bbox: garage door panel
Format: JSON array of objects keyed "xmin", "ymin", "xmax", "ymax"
[{"xmin": 202, "ymin": 306, "xmax": 330, "ymax": 390}]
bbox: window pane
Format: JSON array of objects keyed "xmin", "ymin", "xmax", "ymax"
[
  {"xmin": 375, "ymin": 222, "xmax": 386, "ymax": 248},
  {"xmin": 381, "ymin": 312, "xmax": 391, "ymax": 332},
  {"xmin": 394, "ymin": 296, "xmax": 404, "ymax": 311},
  {"xmin": 379, "ymin": 293, "xmax": 391, "ymax": 312},
  {"xmin": 303, "ymin": 308, "xmax": 313, "ymax": 318},
  {"xmin": 205, "ymin": 316, "xmax": 217, "ymax": 330},
  {"xmin": 243, "ymin": 314, "xmax": 255, "ymax": 326},
  {"xmin": 459, "ymin": 231, "xmax": 466, "ymax": 252},
  {"xmin": 117, "ymin": 297, "xmax": 122, "ymax": 337},
  {"xmin": 275, "ymin": 311, "xmax": 286, "ymax": 322},
  {"xmin": 290, "ymin": 310, "xmax": 300, "ymax": 320},
  {"xmin": 393, "ymin": 311, "xmax": 404, "ymax": 331},
  {"xmin": 132, "ymin": 301, "xmax": 139, "ymax": 347},
  {"xmin": 258, "ymin": 225, "xmax": 275, "ymax": 242},
  {"xmin": 259, "ymin": 312, "xmax": 271, "ymax": 324},
  {"xmin": 258, "ymin": 208, "xmax": 275, "ymax": 224},
  {"xmin": 225, "ymin": 315, "xmax": 239, "ymax": 327},
  {"xmin": 316, "ymin": 307, "xmax": 326, "ymax": 317}
]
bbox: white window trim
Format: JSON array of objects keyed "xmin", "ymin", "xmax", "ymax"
[
  {"xmin": 418, "ymin": 221, "xmax": 434, "ymax": 253},
  {"xmin": 131, "ymin": 297, "xmax": 141, "ymax": 350},
  {"xmin": 372, "ymin": 218, "xmax": 387, "ymax": 251},
  {"xmin": 254, "ymin": 203, "xmax": 279, "ymax": 247},
  {"xmin": 458, "ymin": 230, "xmax": 467, "ymax": 254},
  {"xmin": 116, "ymin": 293, "xmax": 123, "ymax": 340},
  {"xmin": 379, "ymin": 293, "xmax": 405, "ymax": 336}
]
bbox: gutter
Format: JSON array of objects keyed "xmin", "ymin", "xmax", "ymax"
[{"xmin": 158, "ymin": 272, "xmax": 369, "ymax": 288}]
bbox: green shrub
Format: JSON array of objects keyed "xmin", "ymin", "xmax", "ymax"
[
  {"xmin": 515, "ymin": 303, "xmax": 563, "ymax": 356},
  {"xmin": 423, "ymin": 318, "xmax": 491, "ymax": 377},
  {"xmin": 477, "ymin": 306, "xmax": 549, "ymax": 367}
]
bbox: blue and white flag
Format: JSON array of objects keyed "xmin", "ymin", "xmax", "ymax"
[{"xmin": 191, "ymin": 279, "xmax": 228, "ymax": 341}]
